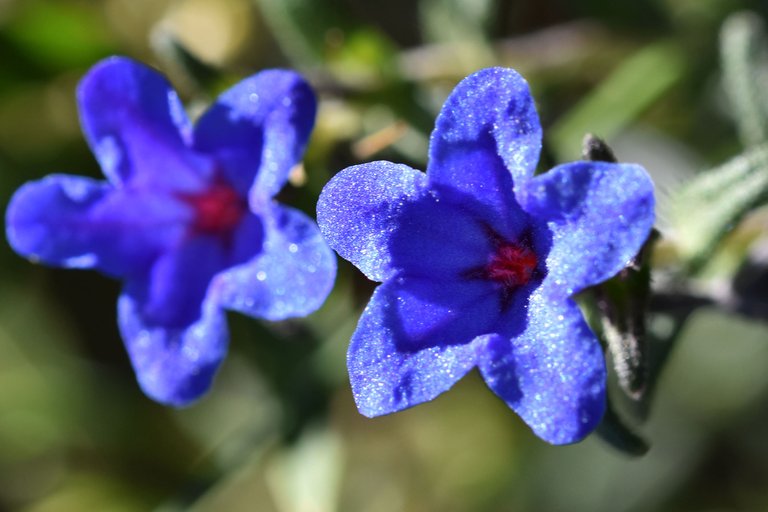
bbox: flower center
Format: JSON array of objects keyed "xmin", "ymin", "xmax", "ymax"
[
  {"xmin": 486, "ymin": 242, "xmax": 538, "ymax": 288},
  {"xmin": 180, "ymin": 183, "xmax": 246, "ymax": 235}
]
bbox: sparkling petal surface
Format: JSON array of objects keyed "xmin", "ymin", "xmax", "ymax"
[
  {"xmin": 317, "ymin": 162, "xmax": 428, "ymax": 282},
  {"xmin": 118, "ymin": 289, "xmax": 228, "ymax": 406},
  {"xmin": 520, "ymin": 161, "xmax": 655, "ymax": 295},
  {"xmin": 213, "ymin": 204, "xmax": 336, "ymax": 321},
  {"xmin": 478, "ymin": 285, "xmax": 606, "ymax": 445},
  {"xmin": 316, "ymin": 67, "xmax": 656, "ymax": 444},
  {"xmin": 348, "ymin": 281, "xmax": 483, "ymax": 417},
  {"xmin": 5, "ymin": 174, "xmax": 189, "ymax": 277},
  {"xmin": 193, "ymin": 70, "xmax": 316, "ymax": 200},
  {"xmin": 78, "ymin": 56, "xmax": 209, "ymax": 192},
  {"xmin": 428, "ymin": 67, "xmax": 542, "ymax": 217}
]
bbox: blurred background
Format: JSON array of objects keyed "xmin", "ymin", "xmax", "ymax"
[{"xmin": 1, "ymin": 0, "xmax": 768, "ymax": 510}]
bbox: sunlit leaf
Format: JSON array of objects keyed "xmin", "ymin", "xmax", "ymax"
[{"xmin": 549, "ymin": 42, "xmax": 685, "ymax": 161}]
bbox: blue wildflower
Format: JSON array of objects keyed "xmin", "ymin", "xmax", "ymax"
[
  {"xmin": 316, "ymin": 68, "xmax": 655, "ymax": 444},
  {"xmin": 6, "ymin": 57, "xmax": 336, "ymax": 406}
]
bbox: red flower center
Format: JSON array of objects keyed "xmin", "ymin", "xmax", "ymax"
[
  {"xmin": 486, "ymin": 243, "xmax": 538, "ymax": 288},
  {"xmin": 180, "ymin": 183, "xmax": 246, "ymax": 235}
]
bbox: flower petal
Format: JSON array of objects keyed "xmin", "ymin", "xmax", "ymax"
[
  {"xmin": 428, "ymin": 67, "xmax": 542, "ymax": 214},
  {"xmin": 78, "ymin": 56, "xmax": 209, "ymax": 191},
  {"xmin": 227, "ymin": 211, "xmax": 266, "ymax": 269},
  {"xmin": 214, "ymin": 204, "xmax": 335, "ymax": 321},
  {"xmin": 119, "ymin": 234, "xmax": 236, "ymax": 405},
  {"xmin": 521, "ymin": 161, "xmax": 655, "ymax": 295},
  {"xmin": 317, "ymin": 161, "xmax": 428, "ymax": 282},
  {"xmin": 193, "ymin": 69, "xmax": 316, "ymax": 199},
  {"xmin": 5, "ymin": 174, "xmax": 189, "ymax": 277},
  {"xmin": 348, "ymin": 281, "xmax": 483, "ymax": 417},
  {"xmin": 118, "ymin": 288, "xmax": 228, "ymax": 406},
  {"xmin": 388, "ymin": 185, "xmax": 533, "ymax": 279},
  {"xmin": 478, "ymin": 287, "xmax": 606, "ymax": 444},
  {"xmin": 379, "ymin": 276, "xmax": 502, "ymax": 351},
  {"xmin": 129, "ymin": 236, "xmax": 228, "ymax": 329}
]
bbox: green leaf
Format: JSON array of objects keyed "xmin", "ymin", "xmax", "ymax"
[
  {"xmin": 581, "ymin": 134, "xmax": 656, "ymax": 401},
  {"xmin": 325, "ymin": 28, "xmax": 400, "ymax": 86},
  {"xmin": 549, "ymin": 42, "xmax": 685, "ymax": 161},
  {"xmin": 420, "ymin": 0, "xmax": 496, "ymax": 44},
  {"xmin": 254, "ymin": 0, "xmax": 341, "ymax": 67},
  {"xmin": 5, "ymin": 1, "xmax": 115, "ymax": 69},
  {"xmin": 594, "ymin": 233, "xmax": 658, "ymax": 401},
  {"xmin": 594, "ymin": 399, "xmax": 649, "ymax": 457},
  {"xmin": 720, "ymin": 11, "xmax": 768, "ymax": 147},
  {"xmin": 671, "ymin": 144, "xmax": 768, "ymax": 269},
  {"xmin": 255, "ymin": 0, "xmax": 401, "ymax": 90}
]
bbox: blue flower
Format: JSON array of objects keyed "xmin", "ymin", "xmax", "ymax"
[
  {"xmin": 6, "ymin": 57, "xmax": 336, "ymax": 406},
  {"xmin": 316, "ymin": 68, "xmax": 655, "ymax": 444}
]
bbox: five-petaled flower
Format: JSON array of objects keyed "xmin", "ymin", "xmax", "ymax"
[
  {"xmin": 5, "ymin": 57, "xmax": 336, "ymax": 406},
  {"xmin": 316, "ymin": 67, "xmax": 655, "ymax": 444}
]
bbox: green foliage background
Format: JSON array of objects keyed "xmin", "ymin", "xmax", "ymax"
[{"xmin": 1, "ymin": 0, "xmax": 768, "ymax": 511}]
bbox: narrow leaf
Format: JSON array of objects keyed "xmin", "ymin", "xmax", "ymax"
[
  {"xmin": 550, "ymin": 42, "xmax": 684, "ymax": 161},
  {"xmin": 671, "ymin": 144, "xmax": 768, "ymax": 269},
  {"xmin": 582, "ymin": 135, "xmax": 656, "ymax": 401},
  {"xmin": 594, "ymin": 234, "xmax": 657, "ymax": 401},
  {"xmin": 595, "ymin": 399, "xmax": 649, "ymax": 456},
  {"xmin": 721, "ymin": 11, "xmax": 768, "ymax": 147},
  {"xmin": 255, "ymin": 0, "xmax": 340, "ymax": 67}
]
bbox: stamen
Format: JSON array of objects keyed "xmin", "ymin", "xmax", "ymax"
[
  {"xmin": 180, "ymin": 183, "xmax": 245, "ymax": 235},
  {"xmin": 486, "ymin": 242, "xmax": 538, "ymax": 288}
]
